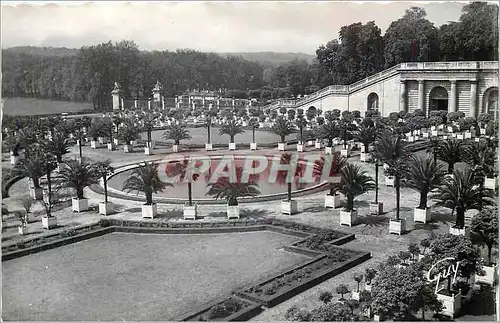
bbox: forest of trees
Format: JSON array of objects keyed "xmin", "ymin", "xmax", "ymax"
[{"xmin": 1, "ymin": 2, "xmax": 497, "ymax": 110}]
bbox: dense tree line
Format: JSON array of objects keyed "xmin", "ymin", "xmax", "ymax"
[{"xmin": 1, "ymin": 2, "xmax": 497, "ymax": 109}]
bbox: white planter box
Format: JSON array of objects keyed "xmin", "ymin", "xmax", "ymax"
[
  {"xmin": 364, "ymin": 283, "xmax": 372, "ymax": 292},
  {"xmin": 414, "ymin": 207, "xmax": 431, "ymax": 223},
  {"xmin": 475, "ymin": 137, "xmax": 480, "ymax": 142},
  {"xmin": 113, "ymin": 138, "xmax": 120, "ymax": 146},
  {"xmin": 281, "ymin": 200, "xmax": 298, "ymax": 215},
  {"xmin": 340, "ymin": 148, "xmax": 351, "ymax": 157},
  {"xmin": 183, "ymin": 204, "xmax": 198, "ymax": 220},
  {"xmin": 307, "ymin": 140, "xmax": 314, "ymax": 146},
  {"xmin": 324, "ymin": 146, "xmax": 333, "ymax": 155},
  {"xmin": 414, "ymin": 135, "xmax": 420, "ymax": 141},
  {"xmin": 98, "ymin": 137, "xmax": 107, "ymax": 144},
  {"xmin": 370, "ymin": 202, "xmax": 383, "ymax": 215},
  {"xmin": 324, "ymin": 194, "xmax": 341, "ymax": 209},
  {"xmin": 451, "ymin": 133, "xmax": 457, "ymax": 138},
  {"xmin": 124, "ymin": 144, "xmax": 133, "ymax": 153},
  {"xmin": 29, "ymin": 187, "xmax": 43, "ymax": 200},
  {"xmin": 42, "ymin": 216, "xmax": 57, "ymax": 229},
  {"xmin": 475, "ymin": 264, "xmax": 498, "ymax": 286},
  {"xmin": 147, "ymin": 141, "xmax": 156, "ymax": 149},
  {"xmin": 465, "ymin": 132, "xmax": 472, "ymax": 139},
  {"xmin": 423, "ymin": 132, "xmax": 429, "ymax": 138},
  {"xmin": 360, "ymin": 152, "xmax": 371, "ymax": 162},
  {"xmin": 436, "ymin": 289, "xmax": 462, "ymax": 317},
  {"xmin": 250, "ymin": 142, "xmax": 257, "ymax": 150},
  {"xmin": 333, "ymin": 138, "xmax": 340, "ymax": 146},
  {"xmin": 432, "ymin": 130, "xmax": 438, "ymax": 137},
  {"xmin": 172, "ymin": 144, "xmax": 179, "ymax": 153},
  {"xmin": 227, "ymin": 205, "xmax": 240, "ymax": 219},
  {"xmin": 99, "ymin": 202, "xmax": 114, "ymax": 215},
  {"xmin": 374, "ymin": 314, "xmax": 383, "ymax": 322},
  {"xmin": 389, "ymin": 218, "xmax": 406, "ymax": 235},
  {"xmin": 229, "ymin": 142, "xmax": 236, "ymax": 151},
  {"xmin": 142, "ymin": 204, "xmax": 157, "ymax": 219},
  {"xmin": 408, "ymin": 136, "xmax": 414, "ymax": 142},
  {"xmin": 90, "ymin": 140, "xmax": 98, "ymax": 149},
  {"xmin": 144, "ymin": 147, "xmax": 152, "ymax": 155},
  {"xmin": 107, "ymin": 143, "xmax": 115, "ymax": 151},
  {"xmin": 131, "ymin": 140, "xmax": 138, "ymax": 146},
  {"xmin": 278, "ymin": 142, "xmax": 286, "ymax": 151},
  {"xmin": 385, "ymin": 176, "xmax": 394, "ymax": 187},
  {"xmin": 10, "ymin": 155, "xmax": 19, "ymax": 165},
  {"xmin": 18, "ymin": 226, "xmax": 27, "ymax": 235},
  {"xmin": 431, "ymin": 126, "xmax": 436, "ymax": 131},
  {"xmin": 449, "ymin": 226, "xmax": 470, "ymax": 236},
  {"xmin": 340, "ymin": 209, "xmax": 358, "ymax": 227},
  {"xmin": 205, "ymin": 143, "xmax": 213, "ymax": 151},
  {"xmin": 315, "ymin": 141, "xmax": 321, "ymax": 149},
  {"xmin": 480, "ymin": 128, "xmax": 486, "ymax": 135},
  {"xmin": 457, "ymin": 134, "xmax": 464, "ymax": 140},
  {"xmin": 484, "ymin": 177, "xmax": 497, "ymax": 190},
  {"xmin": 72, "ymin": 198, "xmax": 89, "ymax": 212},
  {"xmin": 351, "ymin": 291, "xmax": 360, "ymax": 301},
  {"xmin": 296, "ymin": 144, "xmax": 304, "ymax": 152}
]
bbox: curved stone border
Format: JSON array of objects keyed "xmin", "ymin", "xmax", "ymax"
[
  {"xmin": 2, "ymin": 174, "xmax": 24, "ymax": 198},
  {"xmin": 101, "ymin": 154, "xmax": 329, "ymax": 205}
]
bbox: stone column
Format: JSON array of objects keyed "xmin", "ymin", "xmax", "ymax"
[
  {"xmin": 449, "ymin": 80, "xmax": 457, "ymax": 113},
  {"xmin": 134, "ymin": 99, "xmax": 138, "ymax": 109},
  {"xmin": 470, "ymin": 80, "xmax": 478, "ymax": 118},
  {"xmin": 148, "ymin": 100, "xmax": 151, "ymax": 110},
  {"xmin": 162, "ymin": 98, "xmax": 165, "ymax": 110},
  {"xmin": 418, "ymin": 79, "xmax": 425, "ymax": 114},
  {"xmin": 121, "ymin": 98, "xmax": 124, "ymax": 110},
  {"xmin": 399, "ymin": 80, "xmax": 406, "ymax": 112}
]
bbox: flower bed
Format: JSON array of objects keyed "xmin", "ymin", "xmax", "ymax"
[{"xmin": 177, "ymin": 296, "xmax": 262, "ymax": 321}]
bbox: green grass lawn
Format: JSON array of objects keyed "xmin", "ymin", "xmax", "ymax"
[
  {"xmin": 2, "ymin": 231, "xmax": 309, "ymax": 321},
  {"xmin": 3, "ymin": 98, "xmax": 93, "ymax": 116}
]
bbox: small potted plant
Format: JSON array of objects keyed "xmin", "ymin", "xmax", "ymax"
[
  {"xmin": 271, "ymin": 117, "xmax": 295, "ymax": 151},
  {"xmin": 118, "ymin": 122, "xmax": 140, "ymax": 153},
  {"xmin": 370, "ymin": 159, "xmax": 384, "ymax": 215},
  {"xmin": 95, "ymin": 160, "xmax": 115, "ymax": 215},
  {"xmin": 219, "ymin": 119, "xmax": 244, "ymax": 151},
  {"xmin": 335, "ymin": 284, "xmax": 350, "ymax": 303},
  {"xmin": 313, "ymin": 154, "xmax": 347, "ymax": 209},
  {"xmin": 163, "ymin": 123, "xmax": 192, "ymax": 154},
  {"xmin": 249, "ymin": 117, "xmax": 259, "ymax": 150},
  {"xmin": 352, "ymin": 273, "xmax": 363, "ymax": 300},
  {"xmin": 16, "ymin": 211, "xmax": 28, "ymax": 235},
  {"xmin": 471, "ymin": 208, "xmax": 498, "ymax": 285},
  {"xmin": 166, "ymin": 159, "xmax": 200, "ymax": 220},
  {"xmin": 59, "ymin": 158, "xmax": 99, "ymax": 213},
  {"xmin": 364, "ymin": 268, "xmax": 376, "ymax": 292}
]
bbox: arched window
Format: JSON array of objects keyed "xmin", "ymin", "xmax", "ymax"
[
  {"xmin": 429, "ymin": 87, "xmax": 448, "ymax": 113},
  {"xmin": 367, "ymin": 93, "xmax": 379, "ymax": 111}
]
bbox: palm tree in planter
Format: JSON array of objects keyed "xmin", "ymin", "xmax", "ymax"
[
  {"xmin": 38, "ymin": 147, "xmax": 58, "ymax": 229},
  {"xmin": 277, "ymin": 153, "xmax": 306, "ymax": 215},
  {"xmin": 206, "ymin": 166, "xmax": 260, "ymax": 219},
  {"xmin": 111, "ymin": 114, "xmax": 124, "ymax": 145},
  {"xmin": 462, "ymin": 140, "xmax": 496, "ymax": 193},
  {"xmin": 432, "ymin": 167, "xmax": 495, "ymax": 236},
  {"xmin": 162, "ymin": 123, "xmax": 192, "ymax": 153},
  {"xmin": 248, "ymin": 117, "xmax": 259, "ymax": 150},
  {"xmin": 352, "ymin": 273, "xmax": 364, "ymax": 300},
  {"xmin": 95, "ymin": 160, "xmax": 115, "ymax": 215},
  {"xmin": 319, "ymin": 121, "xmax": 340, "ymax": 154},
  {"xmin": 13, "ymin": 147, "xmax": 45, "ymax": 200},
  {"xmin": 89, "ymin": 119, "xmax": 105, "ymax": 149},
  {"xmin": 141, "ymin": 113, "xmax": 159, "ymax": 153},
  {"xmin": 295, "ymin": 116, "xmax": 308, "ymax": 152},
  {"xmin": 403, "ymin": 155, "xmax": 446, "ymax": 224},
  {"xmin": 219, "ymin": 119, "xmax": 244, "ymax": 151},
  {"xmin": 339, "ymin": 112, "xmax": 355, "ymax": 157},
  {"xmin": 118, "ymin": 121, "xmax": 140, "ymax": 153},
  {"xmin": 271, "ymin": 116, "xmax": 296, "ymax": 151},
  {"xmin": 45, "ymin": 131, "xmax": 72, "ymax": 171},
  {"xmin": 470, "ymin": 207, "xmax": 498, "ymax": 285},
  {"xmin": 355, "ymin": 119, "xmax": 377, "ymax": 162},
  {"xmin": 59, "ymin": 158, "xmax": 99, "ymax": 212},
  {"xmin": 5, "ymin": 135, "xmax": 21, "ymax": 165},
  {"xmin": 427, "ymin": 136, "xmax": 441, "ymax": 164},
  {"xmin": 331, "ymin": 163, "xmax": 375, "ymax": 227},
  {"xmin": 166, "ymin": 158, "xmax": 202, "ymax": 219},
  {"xmin": 437, "ymin": 139, "xmax": 463, "ymax": 175},
  {"xmin": 313, "ymin": 152, "xmax": 348, "ymax": 208},
  {"xmin": 373, "ymin": 130, "xmax": 410, "ymax": 235},
  {"xmin": 122, "ymin": 162, "xmax": 171, "ymax": 219},
  {"xmin": 204, "ymin": 110, "xmax": 218, "ymax": 151}
]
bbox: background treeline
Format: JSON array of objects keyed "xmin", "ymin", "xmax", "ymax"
[{"xmin": 1, "ymin": 3, "xmax": 497, "ymax": 110}]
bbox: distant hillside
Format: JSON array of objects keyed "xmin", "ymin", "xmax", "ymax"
[
  {"xmin": 2, "ymin": 46, "xmax": 78, "ymax": 57},
  {"xmin": 219, "ymin": 52, "xmax": 315, "ymax": 67}
]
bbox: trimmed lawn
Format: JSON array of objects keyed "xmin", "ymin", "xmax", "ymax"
[
  {"xmin": 3, "ymin": 231, "xmax": 309, "ymax": 321},
  {"xmin": 3, "ymin": 98, "xmax": 93, "ymax": 116}
]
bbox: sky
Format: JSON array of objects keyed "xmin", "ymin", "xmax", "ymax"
[{"xmin": 1, "ymin": 1, "xmax": 470, "ymax": 54}]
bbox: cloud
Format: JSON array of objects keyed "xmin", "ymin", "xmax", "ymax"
[{"xmin": 1, "ymin": 2, "xmax": 465, "ymax": 53}]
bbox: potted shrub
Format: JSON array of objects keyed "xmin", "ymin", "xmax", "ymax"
[
  {"xmin": 278, "ymin": 153, "xmax": 303, "ymax": 215},
  {"xmin": 118, "ymin": 121, "xmax": 140, "ymax": 153},
  {"xmin": 207, "ymin": 166, "xmax": 260, "ymax": 219},
  {"xmin": 319, "ymin": 120, "xmax": 340, "ymax": 155},
  {"xmin": 335, "ymin": 284, "xmax": 350, "ymax": 303},
  {"xmin": 404, "ymin": 155, "xmax": 446, "ymax": 223},
  {"xmin": 370, "ymin": 159, "xmax": 383, "ymax": 215},
  {"xmin": 352, "ymin": 273, "xmax": 363, "ymax": 300},
  {"xmin": 433, "ymin": 167, "xmax": 494, "ymax": 236},
  {"xmin": 364, "ymin": 268, "xmax": 376, "ymax": 292},
  {"xmin": 332, "ymin": 163, "xmax": 375, "ymax": 226},
  {"xmin": 16, "ymin": 211, "xmax": 28, "ymax": 235},
  {"xmin": 141, "ymin": 113, "xmax": 158, "ymax": 151},
  {"xmin": 313, "ymin": 153, "xmax": 347, "ymax": 209},
  {"xmin": 355, "ymin": 118, "xmax": 377, "ymax": 162},
  {"xmin": 271, "ymin": 116, "xmax": 295, "ymax": 151},
  {"xmin": 89, "ymin": 119, "xmax": 104, "ymax": 149},
  {"xmin": 101, "ymin": 117, "xmax": 115, "ymax": 150},
  {"xmin": 374, "ymin": 131, "xmax": 409, "ymax": 235},
  {"xmin": 5, "ymin": 136, "xmax": 21, "ymax": 165},
  {"xmin": 59, "ymin": 158, "xmax": 99, "ymax": 213},
  {"xmin": 122, "ymin": 162, "xmax": 171, "ymax": 219},
  {"xmin": 295, "ymin": 116, "xmax": 308, "ymax": 152},
  {"xmin": 95, "ymin": 160, "xmax": 115, "ymax": 215},
  {"xmin": 12, "ymin": 147, "xmax": 45, "ymax": 200},
  {"xmin": 339, "ymin": 112, "xmax": 355, "ymax": 157},
  {"xmin": 163, "ymin": 123, "xmax": 191, "ymax": 154},
  {"xmin": 437, "ymin": 139, "xmax": 462, "ymax": 174},
  {"xmin": 204, "ymin": 111, "xmax": 217, "ymax": 151},
  {"xmin": 249, "ymin": 117, "xmax": 259, "ymax": 150},
  {"xmin": 219, "ymin": 119, "xmax": 244, "ymax": 151},
  {"xmin": 44, "ymin": 130, "xmax": 72, "ymax": 171},
  {"xmin": 166, "ymin": 158, "xmax": 201, "ymax": 220},
  {"xmin": 471, "ymin": 207, "xmax": 498, "ymax": 285}
]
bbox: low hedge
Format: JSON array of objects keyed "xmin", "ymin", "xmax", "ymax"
[{"xmin": 177, "ymin": 296, "xmax": 262, "ymax": 322}]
